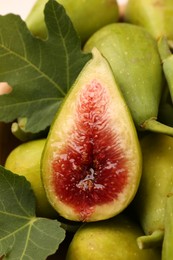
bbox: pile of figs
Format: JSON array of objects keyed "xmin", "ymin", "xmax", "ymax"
[{"xmin": 3, "ymin": 0, "xmax": 173, "ymax": 259}]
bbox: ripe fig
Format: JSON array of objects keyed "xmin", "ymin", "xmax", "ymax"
[
  {"xmin": 4, "ymin": 139, "xmax": 57, "ymax": 218},
  {"xmin": 124, "ymin": 0, "xmax": 173, "ymax": 48},
  {"xmin": 41, "ymin": 48, "xmax": 142, "ymax": 222},
  {"xmin": 25, "ymin": 0, "xmax": 119, "ymax": 44},
  {"xmin": 132, "ymin": 133, "xmax": 173, "ymax": 249},
  {"xmin": 66, "ymin": 214, "xmax": 161, "ymax": 260},
  {"xmin": 84, "ymin": 23, "xmax": 173, "ymax": 136}
]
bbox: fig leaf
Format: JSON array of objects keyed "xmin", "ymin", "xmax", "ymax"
[
  {"xmin": 0, "ymin": 0, "xmax": 91, "ymax": 134},
  {"xmin": 0, "ymin": 165, "xmax": 66, "ymax": 259}
]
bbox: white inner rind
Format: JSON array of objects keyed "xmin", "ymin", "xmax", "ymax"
[{"xmin": 41, "ymin": 48, "xmax": 142, "ymax": 222}]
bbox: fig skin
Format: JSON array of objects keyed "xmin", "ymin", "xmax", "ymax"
[
  {"xmin": 4, "ymin": 139, "xmax": 58, "ymax": 218},
  {"xmin": 41, "ymin": 48, "xmax": 142, "ymax": 222},
  {"xmin": 124, "ymin": 0, "xmax": 173, "ymax": 47},
  {"xmin": 133, "ymin": 133, "xmax": 173, "ymax": 248},
  {"xmin": 84, "ymin": 23, "xmax": 167, "ymax": 133},
  {"xmin": 25, "ymin": 0, "xmax": 119, "ymax": 44},
  {"xmin": 66, "ymin": 214, "xmax": 161, "ymax": 260}
]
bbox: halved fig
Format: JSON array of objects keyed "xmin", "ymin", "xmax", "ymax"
[{"xmin": 41, "ymin": 48, "xmax": 142, "ymax": 222}]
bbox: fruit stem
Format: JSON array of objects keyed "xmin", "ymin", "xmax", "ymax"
[
  {"xmin": 162, "ymin": 192, "xmax": 173, "ymax": 260},
  {"xmin": 141, "ymin": 118, "xmax": 173, "ymax": 137},
  {"xmin": 11, "ymin": 117, "xmax": 44, "ymax": 141},
  {"xmin": 11, "ymin": 119, "xmax": 31, "ymax": 142},
  {"xmin": 137, "ymin": 230, "xmax": 164, "ymax": 250}
]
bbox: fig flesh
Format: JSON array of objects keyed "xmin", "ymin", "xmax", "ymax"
[
  {"xmin": 133, "ymin": 133, "xmax": 173, "ymax": 249},
  {"xmin": 26, "ymin": 0, "xmax": 119, "ymax": 44},
  {"xmin": 66, "ymin": 214, "xmax": 161, "ymax": 260},
  {"xmin": 41, "ymin": 48, "xmax": 142, "ymax": 222}
]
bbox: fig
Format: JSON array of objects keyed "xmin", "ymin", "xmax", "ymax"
[
  {"xmin": 66, "ymin": 214, "xmax": 161, "ymax": 260},
  {"xmin": 124, "ymin": 0, "xmax": 173, "ymax": 48},
  {"xmin": 132, "ymin": 133, "xmax": 173, "ymax": 249},
  {"xmin": 84, "ymin": 23, "xmax": 173, "ymax": 136},
  {"xmin": 4, "ymin": 139, "xmax": 57, "ymax": 218},
  {"xmin": 25, "ymin": 0, "xmax": 119, "ymax": 44},
  {"xmin": 41, "ymin": 48, "xmax": 142, "ymax": 222}
]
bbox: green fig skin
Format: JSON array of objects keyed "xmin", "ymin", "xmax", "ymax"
[
  {"xmin": 41, "ymin": 48, "xmax": 142, "ymax": 222},
  {"xmin": 66, "ymin": 214, "xmax": 161, "ymax": 260},
  {"xmin": 26, "ymin": 0, "xmax": 119, "ymax": 44},
  {"xmin": 133, "ymin": 133, "xmax": 173, "ymax": 248},
  {"xmin": 124, "ymin": 0, "xmax": 173, "ymax": 47},
  {"xmin": 84, "ymin": 23, "xmax": 163, "ymax": 131}
]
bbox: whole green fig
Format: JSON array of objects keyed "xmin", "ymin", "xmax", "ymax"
[
  {"xmin": 26, "ymin": 0, "xmax": 119, "ymax": 44},
  {"xmin": 133, "ymin": 133, "xmax": 173, "ymax": 249},
  {"xmin": 66, "ymin": 214, "xmax": 161, "ymax": 260},
  {"xmin": 84, "ymin": 23, "xmax": 173, "ymax": 136}
]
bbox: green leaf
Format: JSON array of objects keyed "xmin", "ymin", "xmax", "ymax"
[
  {"xmin": 0, "ymin": 0, "xmax": 91, "ymax": 133},
  {"xmin": 0, "ymin": 165, "xmax": 66, "ymax": 259}
]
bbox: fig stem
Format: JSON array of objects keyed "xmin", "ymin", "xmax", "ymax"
[
  {"xmin": 11, "ymin": 120, "xmax": 30, "ymax": 142},
  {"xmin": 141, "ymin": 118, "xmax": 173, "ymax": 137},
  {"xmin": 11, "ymin": 117, "xmax": 42, "ymax": 141},
  {"xmin": 162, "ymin": 192, "xmax": 173, "ymax": 259},
  {"xmin": 137, "ymin": 230, "xmax": 164, "ymax": 250}
]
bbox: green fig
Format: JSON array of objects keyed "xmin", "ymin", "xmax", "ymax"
[
  {"xmin": 66, "ymin": 214, "xmax": 161, "ymax": 260},
  {"xmin": 84, "ymin": 23, "xmax": 173, "ymax": 136},
  {"xmin": 124, "ymin": 0, "xmax": 173, "ymax": 48},
  {"xmin": 5, "ymin": 139, "xmax": 58, "ymax": 218},
  {"xmin": 133, "ymin": 133, "xmax": 173, "ymax": 249},
  {"xmin": 41, "ymin": 48, "xmax": 142, "ymax": 222},
  {"xmin": 25, "ymin": 0, "xmax": 119, "ymax": 44}
]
